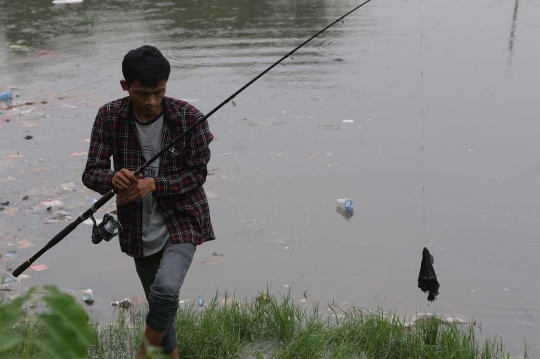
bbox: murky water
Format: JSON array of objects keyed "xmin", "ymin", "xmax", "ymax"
[{"xmin": 1, "ymin": 0, "xmax": 539, "ymax": 356}]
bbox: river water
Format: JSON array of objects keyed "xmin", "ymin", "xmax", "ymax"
[{"xmin": 0, "ymin": 0, "xmax": 538, "ymax": 356}]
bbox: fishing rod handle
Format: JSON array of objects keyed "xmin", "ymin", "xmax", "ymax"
[
  {"xmin": 12, "ymin": 261, "xmax": 32, "ymax": 278},
  {"xmin": 12, "ymin": 190, "xmax": 116, "ymax": 277},
  {"xmin": 12, "ymin": 221, "xmax": 78, "ymax": 277}
]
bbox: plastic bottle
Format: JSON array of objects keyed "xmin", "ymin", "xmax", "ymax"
[{"xmin": 336, "ymin": 198, "xmax": 353, "ymax": 211}]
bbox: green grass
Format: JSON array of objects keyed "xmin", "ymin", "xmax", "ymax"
[{"xmin": 4, "ymin": 288, "xmax": 522, "ymax": 359}]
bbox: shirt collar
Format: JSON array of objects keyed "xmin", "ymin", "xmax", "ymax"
[{"xmin": 119, "ymin": 96, "xmax": 175, "ymax": 137}]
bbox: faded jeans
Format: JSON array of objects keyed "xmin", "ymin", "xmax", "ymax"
[{"xmin": 134, "ymin": 240, "xmax": 196, "ymax": 353}]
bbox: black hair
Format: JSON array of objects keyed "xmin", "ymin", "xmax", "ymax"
[{"xmin": 122, "ymin": 45, "xmax": 171, "ymax": 87}]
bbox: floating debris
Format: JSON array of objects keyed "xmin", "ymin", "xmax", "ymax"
[
  {"xmin": 318, "ymin": 124, "xmax": 341, "ymax": 130},
  {"xmin": 336, "ymin": 198, "xmax": 353, "ymax": 211},
  {"xmin": 42, "ymin": 199, "xmax": 63, "ymax": 207},
  {"xmin": 0, "ymin": 90, "xmax": 13, "ymax": 101},
  {"xmin": 111, "ymin": 298, "xmax": 131, "ymax": 308},
  {"xmin": 197, "ymin": 256, "xmax": 223, "ymax": 265},
  {"xmin": 9, "ymin": 45, "xmax": 29, "ymax": 52},
  {"xmin": 406, "ymin": 313, "xmax": 474, "ymax": 328},
  {"xmin": 30, "ymin": 264, "xmax": 49, "ymax": 271},
  {"xmin": 44, "ymin": 210, "xmax": 72, "ymax": 223},
  {"xmin": 17, "ymin": 240, "xmax": 34, "ymax": 249},
  {"xmin": 256, "ymin": 293, "xmax": 270, "ymax": 304},
  {"xmin": 82, "ymin": 289, "xmax": 95, "ymax": 305},
  {"xmin": 69, "ymin": 152, "xmax": 87, "ymax": 157},
  {"xmin": 52, "ymin": 0, "xmax": 84, "ymax": 4}
]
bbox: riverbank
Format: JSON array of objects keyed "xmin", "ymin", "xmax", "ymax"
[{"xmin": 2, "ymin": 288, "xmax": 521, "ymax": 359}]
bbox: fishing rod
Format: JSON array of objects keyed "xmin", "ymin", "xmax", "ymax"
[{"xmin": 12, "ymin": 0, "xmax": 373, "ymax": 277}]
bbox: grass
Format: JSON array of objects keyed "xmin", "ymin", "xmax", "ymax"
[{"xmin": 3, "ymin": 288, "xmax": 520, "ymax": 359}]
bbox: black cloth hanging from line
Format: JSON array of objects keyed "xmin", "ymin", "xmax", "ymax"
[{"xmin": 418, "ymin": 247, "xmax": 440, "ymax": 302}]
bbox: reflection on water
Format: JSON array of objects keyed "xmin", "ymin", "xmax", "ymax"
[{"xmin": 0, "ymin": 0, "xmax": 371, "ymax": 83}]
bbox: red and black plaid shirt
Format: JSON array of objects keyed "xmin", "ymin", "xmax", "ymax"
[{"xmin": 82, "ymin": 96, "xmax": 215, "ymax": 257}]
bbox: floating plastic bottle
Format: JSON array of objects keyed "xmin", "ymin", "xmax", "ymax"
[
  {"xmin": 0, "ymin": 90, "xmax": 13, "ymax": 101},
  {"xmin": 336, "ymin": 198, "xmax": 353, "ymax": 211}
]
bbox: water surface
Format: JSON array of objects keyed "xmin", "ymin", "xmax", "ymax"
[{"xmin": 1, "ymin": 0, "xmax": 539, "ymax": 356}]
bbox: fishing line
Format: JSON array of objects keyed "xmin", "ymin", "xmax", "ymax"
[
  {"xmin": 416, "ymin": 0, "xmax": 426, "ymax": 315},
  {"xmin": 12, "ymin": 0, "xmax": 374, "ymax": 277},
  {"xmin": 416, "ymin": 0, "xmax": 440, "ymax": 308},
  {"xmin": 420, "ymin": 1, "xmax": 426, "ymax": 243}
]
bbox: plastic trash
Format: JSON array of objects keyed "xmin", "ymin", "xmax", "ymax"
[
  {"xmin": 198, "ymin": 297, "xmax": 205, "ymax": 307},
  {"xmin": 30, "ymin": 264, "xmax": 49, "ymax": 271},
  {"xmin": 8, "ymin": 45, "xmax": 28, "ymax": 51},
  {"xmin": 0, "ymin": 270, "xmax": 19, "ymax": 291},
  {"xmin": 111, "ymin": 298, "xmax": 131, "ymax": 308},
  {"xmin": 82, "ymin": 289, "xmax": 95, "ymax": 305},
  {"xmin": 336, "ymin": 198, "xmax": 353, "ymax": 211},
  {"xmin": 42, "ymin": 199, "xmax": 63, "ymax": 207},
  {"xmin": 0, "ymin": 90, "xmax": 13, "ymax": 101}
]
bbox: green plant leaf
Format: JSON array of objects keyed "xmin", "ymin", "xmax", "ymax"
[
  {"xmin": 0, "ymin": 354, "xmax": 23, "ymax": 359},
  {"xmin": 0, "ymin": 294, "xmax": 29, "ymax": 332},
  {"xmin": 0, "ymin": 293, "xmax": 30, "ymax": 353},
  {"xmin": 0, "ymin": 332, "xmax": 23, "ymax": 352},
  {"xmin": 32, "ymin": 285, "xmax": 96, "ymax": 359}
]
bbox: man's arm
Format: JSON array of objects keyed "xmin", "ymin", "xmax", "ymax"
[
  {"xmin": 152, "ymin": 114, "xmax": 213, "ymax": 197},
  {"xmin": 81, "ymin": 111, "xmax": 116, "ymax": 195}
]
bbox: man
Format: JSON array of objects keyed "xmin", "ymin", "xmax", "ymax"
[{"xmin": 82, "ymin": 45, "xmax": 215, "ymax": 358}]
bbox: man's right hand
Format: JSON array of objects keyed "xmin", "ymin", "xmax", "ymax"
[{"xmin": 112, "ymin": 168, "xmax": 141, "ymax": 190}]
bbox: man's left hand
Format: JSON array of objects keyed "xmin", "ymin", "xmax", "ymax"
[{"xmin": 116, "ymin": 178, "xmax": 156, "ymax": 205}]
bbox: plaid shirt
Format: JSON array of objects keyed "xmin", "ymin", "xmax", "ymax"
[{"xmin": 82, "ymin": 96, "xmax": 215, "ymax": 258}]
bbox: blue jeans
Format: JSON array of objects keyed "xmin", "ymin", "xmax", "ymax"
[{"xmin": 134, "ymin": 240, "xmax": 196, "ymax": 353}]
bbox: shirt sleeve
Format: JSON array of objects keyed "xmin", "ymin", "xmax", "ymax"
[
  {"xmin": 152, "ymin": 111, "xmax": 213, "ymax": 196},
  {"xmin": 81, "ymin": 110, "xmax": 116, "ymax": 195}
]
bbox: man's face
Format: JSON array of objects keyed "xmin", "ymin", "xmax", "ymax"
[{"xmin": 121, "ymin": 79, "xmax": 167, "ymax": 120}]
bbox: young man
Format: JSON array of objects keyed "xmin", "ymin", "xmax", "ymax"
[{"xmin": 82, "ymin": 45, "xmax": 215, "ymax": 358}]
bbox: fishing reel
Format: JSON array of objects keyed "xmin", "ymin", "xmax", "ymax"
[{"xmin": 90, "ymin": 213, "xmax": 123, "ymax": 244}]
